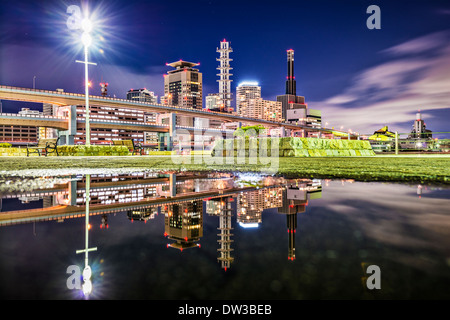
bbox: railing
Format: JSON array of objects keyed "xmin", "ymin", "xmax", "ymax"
[
  {"xmin": 76, "ymin": 117, "xmax": 169, "ymax": 127},
  {"xmin": 0, "ymin": 112, "xmax": 68, "ymax": 120},
  {"xmin": 0, "ymin": 110, "xmax": 234, "ymax": 133}
]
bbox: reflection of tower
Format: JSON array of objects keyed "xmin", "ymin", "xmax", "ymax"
[
  {"xmin": 277, "ymin": 186, "xmax": 303, "ymax": 261},
  {"xmin": 287, "ymin": 212, "xmax": 297, "ymax": 261},
  {"xmin": 277, "ymin": 180, "xmax": 322, "ymax": 261},
  {"xmin": 164, "ymin": 200, "xmax": 203, "ymax": 250},
  {"xmin": 217, "ymin": 197, "xmax": 234, "ymax": 270}
]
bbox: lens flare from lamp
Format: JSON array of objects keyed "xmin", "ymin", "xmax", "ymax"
[
  {"xmin": 81, "ymin": 32, "xmax": 92, "ymax": 47},
  {"xmin": 81, "ymin": 18, "xmax": 93, "ymax": 33},
  {"xmin": 82, "ymin": 280, "xmax": 93, "ymax": 295}
]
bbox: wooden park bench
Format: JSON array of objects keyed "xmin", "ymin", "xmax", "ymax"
[
  {"xmin": 27, "ymin": 137, "xmax": 59, "ymax": 157},
  {"xmin": 112, "ymin": 139, "xmax": 144, "ymax": 155}
]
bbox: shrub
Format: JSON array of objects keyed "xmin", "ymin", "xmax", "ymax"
[{"xmin": 0, "ymin": 143, "xmax": 12, "ymax": 148}]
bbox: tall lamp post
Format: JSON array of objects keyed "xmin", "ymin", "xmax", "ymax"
[{"xmin": 76, "ymin": 18, "xmax": 96, "ymax": 146}]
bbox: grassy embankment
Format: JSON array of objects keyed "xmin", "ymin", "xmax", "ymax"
[{"xmin": 0, "ymin": 154, "xmax": 449, "ymax": 184}]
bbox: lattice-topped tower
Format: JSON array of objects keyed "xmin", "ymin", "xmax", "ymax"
[{"xmin": 216, "ymin": 40, "xmax": 233, "ymax": 113}]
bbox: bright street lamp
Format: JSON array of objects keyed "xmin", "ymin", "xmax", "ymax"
[
  {"xmin": 81, "ymin": 18, "xmax": 93, "ymax": 33},
  {"xmin": 81, "ymin": 32, "xmax": 92, "ymax": 47},
  {"xmin": 76, "ymin": 16, "xmax": 96, "ymax": 146}
]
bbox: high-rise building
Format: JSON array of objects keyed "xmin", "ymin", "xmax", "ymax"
[
  {"xmin": 126, "ymin": 88, "xmax": 158, "ymax": 104},
  {"xmin": 164, "ymin": 60, "xmax": 202, "ymax": 110},
  {"xmin": 216, "ymin": 40, "xmax": 233, "ymax": 113},
  {"xmin": 237, "ymin": 98, "xmax": 282, "ymax": 122},
  {"xmin": 236, "ymin": 82, "xmax": 261, "ymax": 117},
  {"xmin": 205, "ymin": 93, "xmax": 220, "ymax": 111},
  {"xmin": 255, "ymin": 99, "xmax": 283, "ymax": 122},
  {"xmin": 276, "ymin": 49, "xmax": 321, "ymax": 128},
  {"xmin": 408, "ymin": 111, "xmax": 432, "ymax": 139},
  {"xmin": 126, "ymin": 88, "xmax": 158, "ymax": 142},
  {"xmin": 277, "ymin": 50, "xmax": 306, "ymax": 122}
]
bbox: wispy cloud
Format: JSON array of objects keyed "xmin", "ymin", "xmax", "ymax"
[{"xmin": 309, "ymin": 30, "xmax": 450, "ymax": 135}]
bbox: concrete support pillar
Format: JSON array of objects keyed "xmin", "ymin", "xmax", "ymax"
[
  {"xmin": 158, "ymin": 132, "xmax": 166, "ymax": 151},
  {"xmin": 167, "ymin": 113, "xmax": 176, "ymax": 151},
  {"xmin": 395, "ymin": 131, "xmax": 399, "ymax": 155},
  {"xmin": 58, "ymin": 105, "xmax": 77, "ymax": 145},
  {"xmin": 68, "ymin": 179, "xmax": 78, "ymax": 206},
  {"xmin": 169, "ymin": 173, "xmax": 176, "ymax": 197}
]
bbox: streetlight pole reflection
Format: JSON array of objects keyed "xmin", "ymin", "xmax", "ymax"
[{"xmin": 75, "ymin": 174, "xmax": 97, "ymax": 297}]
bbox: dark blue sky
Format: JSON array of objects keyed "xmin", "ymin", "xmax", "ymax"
[{"xmin": 1, "ymin": 0, "xmax": 449, "ymax": 134}]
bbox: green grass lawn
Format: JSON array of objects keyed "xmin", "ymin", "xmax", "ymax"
[{"xmin": 0, "ymin": 154, "xmax": 449, "ymax": 184}]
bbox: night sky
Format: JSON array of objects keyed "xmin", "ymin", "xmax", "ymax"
[{"xmin": 0, "ymin": 0, "xmax": 449, "ymax": 136}]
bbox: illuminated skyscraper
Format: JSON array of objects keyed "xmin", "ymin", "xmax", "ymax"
[
  {"xmin": 236, "ymin": 82, "xmax": 261, "ymax": 117},
  {"xmin": 205, "ymin": 93, "xmax": 220, "ymax": 110},
  {"xmin": 164, "ymin": 60, "xmax": 203, "ymax": 110},
  {"xmin": 127, "ymin": 88, "xmax": 158, "ymax": 104}
]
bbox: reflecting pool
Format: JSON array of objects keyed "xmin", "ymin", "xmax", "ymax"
[{"xmin": 0, "ymin": 170, "xmax": 449, "ymax": 299}]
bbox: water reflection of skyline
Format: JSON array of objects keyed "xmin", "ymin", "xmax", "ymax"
[
  {"xmin": 1, "ymin": 172, "xmax": 449, "ymax": 299},
  {"xmin": 0, "ymin": 172, "xmax": 322, "ymax": 272}
]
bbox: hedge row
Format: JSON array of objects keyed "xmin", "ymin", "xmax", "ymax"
[
  {"xmin": 0, "ymin": 145, "xmax": 130, "ymax": 157},
  {"xmin": 56, "ymin": 145, "xmax": 130, "ymax": 156},
  {"xmin": 212, "ymin": 137, "xmax": 376, "ymax": 157}
]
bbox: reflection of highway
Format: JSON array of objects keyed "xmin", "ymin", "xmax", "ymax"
[{"xmin": 0, "ymin": 172, "xmax": 322, "ymax": 269}]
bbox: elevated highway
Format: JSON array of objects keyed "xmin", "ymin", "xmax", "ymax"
[{"xmin": 0, "ymin": 85, "xmax": 328, "ymax": 132}]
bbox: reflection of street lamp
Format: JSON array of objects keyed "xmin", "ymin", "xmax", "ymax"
[
  {"xmin": 76, "ymin": 17, "xmax": 97, "ymax": 146},
  {"xmin": 76, "ymin": 174, "xmax": 97, "ymax": 298}
]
